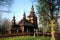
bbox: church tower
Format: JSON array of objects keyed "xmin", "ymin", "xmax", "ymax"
[
  {"xmin": 9, "ymin": 15, "xmax": 16, "ymax": 34},
  {"xmin": 23, "ymin": 12, "xmax": 26, "ymax": 20},
  {"xmin": 18, "ymin": 12, "xmax": 27, "ymax": 33},
  {"xmin": 28, "ymin": 5, "xmax": 38, "ymax": 29},
  {"xmin": 11, "ymin": 15, "xmax": 16, "ymax": 25}
]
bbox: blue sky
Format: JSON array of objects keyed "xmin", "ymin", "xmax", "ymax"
[
  {"xmin": 2, "ymin": 0, "xmax": 37, "ymax": 22},
  {"xmin": 1, "ymin": 0, "xmax": 60, "ymax": 27}
]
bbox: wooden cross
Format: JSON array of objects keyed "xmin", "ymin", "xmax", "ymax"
[
  {"xmin": 49, "ymin": 20, "xmax": 55, "ymax": 27},
  {"xmin": 49, "ymin": 20, "xmax": 55, "ymax": 40}
]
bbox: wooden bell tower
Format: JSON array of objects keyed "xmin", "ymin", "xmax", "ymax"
[{"xmin": 28, "ymin": 5, "xmax": 38, "ymax": 29}]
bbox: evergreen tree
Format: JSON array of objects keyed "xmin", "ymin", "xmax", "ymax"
[{"xmin": 37, "ymin": 0, "xmax": 59, "ymax": 33}]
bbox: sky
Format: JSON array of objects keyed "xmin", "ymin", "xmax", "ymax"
[
  {"xmin": 1, "ymin": 0, "xmax": 37, "ymax": 22},
  {"xmin": 0, "ymin": 0, "xmax": 60, "ymax": 27}
]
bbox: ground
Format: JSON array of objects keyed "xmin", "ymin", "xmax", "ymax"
[{"xmin": 0, "ymin": 36, "xmax": 50, "ymax": 40}]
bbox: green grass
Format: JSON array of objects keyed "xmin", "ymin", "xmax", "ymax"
[{"xmin": 0, "ymin": 36, "xmax": 50, "ymax": 40}]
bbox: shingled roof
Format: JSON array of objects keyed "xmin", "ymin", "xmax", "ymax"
[
  {"xmin": 18, "ymin": 18, "xmax": 33, "ymax": 26},
  {"xmin": 18, "ymin": 12, "xmax": 33, "ymax": 26}
]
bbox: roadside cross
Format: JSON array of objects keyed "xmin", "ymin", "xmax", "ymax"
[
  {"xmin": 49, "ymin": 20, "xmax": 55, "ymax": 40},
  {"xmin": 49, "ymin": 20, "xmax": 55, "ymax": 27}
]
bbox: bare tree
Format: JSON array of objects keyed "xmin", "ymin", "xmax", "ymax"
[
  {"xmin": 0, "ymin": 0, "xmax": 13, "ymax": 25},
  {"xmin": 2, "ymin": 18, "xmax": 10, "ymax": 29}
]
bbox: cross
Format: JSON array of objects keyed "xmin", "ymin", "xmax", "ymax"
[
  {"xmin": 49, "ymin": 20, "xmax": 55, "ymax": 40},
  {"xmin": 49, "ymin": 20, "xmax": 55, "ymax": 27},
  {"xmin": 30, "ymin": 0, "xmax": 36, "ymax": 5},
  {"xmin": 14, "ymin": 12, "xmax": 15, "ymax": 16}
]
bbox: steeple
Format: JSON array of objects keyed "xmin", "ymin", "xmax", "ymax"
[
  {"xmin": 12, "ymin": 15, "xmax": 16, "ymax": 25},
  {"xmin": 13, "ymin": 16, "xmax": 15, "ymax": 21},
  {"xmin": 28, "ymin": 5, "xmax": 35, "ymax": 18},
  {"xmin": 27, "ymin": 5, "xmax": 38, "ymax": 29},
  {"xmin": 23, "ymin": 12, "xmax": 26, "ymax": 19},
  {"xmin": 30, "ymin": 5, "xmax": 35, "ymax": 13},
  {"xmin": 12, "ymin": 12, "xmax": 15, "ymax": 22}
]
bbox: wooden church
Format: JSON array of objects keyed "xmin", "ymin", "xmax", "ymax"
[{"xmin": 8, "ymin": 5, "xmax": 38, "ymax": 34}]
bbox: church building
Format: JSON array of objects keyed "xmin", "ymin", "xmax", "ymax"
[{"xmin": 8, "ymin": 5, "xmax": 38, "ymax": 34}]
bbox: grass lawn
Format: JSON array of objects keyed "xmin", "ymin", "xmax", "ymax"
[{"xmin": 0, "ymin": 36, "xmax": 51, "ymax": 40}]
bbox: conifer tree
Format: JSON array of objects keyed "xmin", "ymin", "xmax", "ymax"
[{"xmin": 37, "ymin": 0, "xmax": 59, "ymax": 33}]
